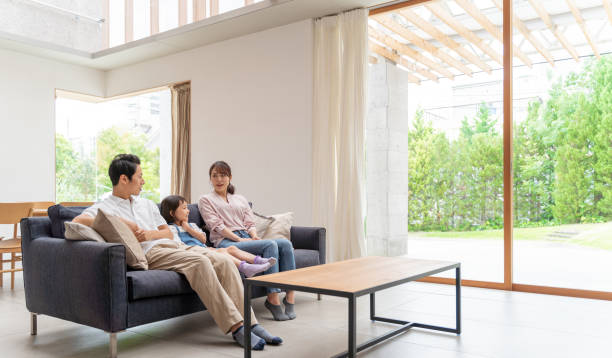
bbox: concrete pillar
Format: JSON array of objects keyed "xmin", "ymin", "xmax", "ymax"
[{"xmin": 366, "ymin": 59, "xmax": 409, "ymax": 256}]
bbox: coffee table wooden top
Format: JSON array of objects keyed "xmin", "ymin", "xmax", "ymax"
[{"xmin": 247, "ymin": 256, "xmax": 459, "ymax": 295}]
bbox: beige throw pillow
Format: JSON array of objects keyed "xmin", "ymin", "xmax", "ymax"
[
  {"xmin": 253, "ymin": 212, "xmax": 275, "ymax": 238},
  {"xmin": 262, "ymin": 212, "xmax": 293, "ymax": 240},
  {"xmin": 64, "ymin": 222, "xmax": 105, "ymax": 242},
  {"xmin": 92, "ymin": 209, "xmax": 148, "ymax": 270}
]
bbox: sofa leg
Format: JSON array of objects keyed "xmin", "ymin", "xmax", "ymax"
[
  {"xmin": 30, "ymin": 313, "xmax": 37, "ymax": 335},
  {"xmin": 317, "ymin": 293, "xmax": 322, "ymax": 301},
  {"xmin": 109, "ymin": 332, "xmax": 117, "ymax": 358}
]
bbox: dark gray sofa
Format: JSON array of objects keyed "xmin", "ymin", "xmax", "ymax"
[{"xmin": 20, "ymin": 204, "xmax": 325, "ymax": 357}]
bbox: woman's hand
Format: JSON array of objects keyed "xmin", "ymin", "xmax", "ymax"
[
  {"xmin": 251, "ymin": 235, "xmax": 262, "ymax": 240},
  {"xmin": 239, "ymin": 237, "xmax": 253, "ymax": 242}
]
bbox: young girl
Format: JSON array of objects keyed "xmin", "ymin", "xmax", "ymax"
[{"xmin": 160, "ymin": 195, "xmax": 276, "ymax": 278}]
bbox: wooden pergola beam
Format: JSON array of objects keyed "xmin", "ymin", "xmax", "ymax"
[
  {"xmin": 425, "ymin": 2, "xmax": 502, "ymax": 66},
  {"xmin": 369, "ymin": 27, "xmax": 439, "ymax": 82},
  {"xmin": 453, "ymin": 0, "xmax": 532, "ymax": 68},
  {"xmin": 566, "ymin": 0, "xmax": 600, "ymax": 58},
  {"xmin": 399, "ymin": 8, "xmax": 492, "ymax": 74},
  {"xmin": 370, "ymin": 26, "xmax": 455, "ymax": 80},
  {"xmin": 604, "ymin": 0, "xmax": 612, "ymax": 26},
  {"xmin": 369, "ymin": 42, "xmax": 422, "ymax": 84},
  {"xmin": 373, "ymin": 15, "xmax": 473, "ymax": 77},
  {"xmin": 491, "ymin": 0, "xmax": 554, "ymax": 67},
  {"xmin": 527, "ymin": 0, "xmax": 580, "ymax": 61}
]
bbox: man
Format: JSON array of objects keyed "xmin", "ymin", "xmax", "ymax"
[{"xmin": 73, "ymin": 154, "xmax": 281, "ymax": 350}]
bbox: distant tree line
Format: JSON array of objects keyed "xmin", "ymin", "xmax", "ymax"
[{"xmin": 408, "ymin": 57, "xmax": 612, "ymax": 231}]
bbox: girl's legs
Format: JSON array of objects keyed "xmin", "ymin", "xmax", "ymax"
[{"xmin": 215, "ymin": 246, "xmax": 273, "ymax": 278}]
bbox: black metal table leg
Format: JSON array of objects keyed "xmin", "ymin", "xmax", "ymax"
[
  {"xmin": 370, "ymin": 292, "xmax": 375, "ymax": 320},
  {"xmin": 456, "ymin": 266, "xmax": 461, "ymax": 334},
  {"xmin": 348, "ymin": 295, "xmax": 356, "ymax": 357},
  {"xmin": 244, "ymin": 281, "xmax": 251, "ymax": 358}
]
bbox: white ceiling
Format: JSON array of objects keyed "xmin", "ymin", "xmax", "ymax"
[{"xmin": 0, "ymin": 0, "xmax": 391, "ymax": 71}]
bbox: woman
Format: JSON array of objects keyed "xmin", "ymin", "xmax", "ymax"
[{"xmin": 198, "ymin": 161, "xmax": 297, "ymax": 321}]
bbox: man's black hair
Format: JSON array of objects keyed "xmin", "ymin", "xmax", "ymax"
[{"xmin": 108, "ymin": 154, "xmax": 141, "ymax": 186}]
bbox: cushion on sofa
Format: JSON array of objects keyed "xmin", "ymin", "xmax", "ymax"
[
  {"xmin": 92, "ymin": 209, "xmax": 148, "ymax": 270},
  {"xmin": 64, "ymin": 221, "xmax": 106, "ymax": 242},
  {"xmin": 294, "ymin": 249, "xmax": 320, "ymax": 269},
  {"xmin": 127, "ymin": 270, "xmax": 193, "ymax": 300},
  {"xmin": 48, "ymin": 205, "xmax": 87, "ymax": 238}
]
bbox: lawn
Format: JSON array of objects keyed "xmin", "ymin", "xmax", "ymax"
[{"xmin": 412, "ymin": 221, "xmax": 612, "ymax": 250}]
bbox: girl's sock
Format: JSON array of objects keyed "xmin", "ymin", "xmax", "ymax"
[
  {"xmin": 239, "ymin": 261, "xmax": 272, "ymax": 278},
  {"xmin": 253, "ymin": 255, "xmax": 277, "ymax": 267}
]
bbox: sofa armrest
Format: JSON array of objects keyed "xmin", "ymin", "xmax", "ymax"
[
  {"xmin": 290, "ymin": 226, "xmax": 326, "ymax": 264},
  {"xmin": 21, "ymin": 218, "xmax": 128, "ymax": 332}
]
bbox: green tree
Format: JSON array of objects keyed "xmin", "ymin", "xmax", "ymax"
[
  {"xmin": 96, "ymin": 126, "xmax": 160, "ymax": 202},
  {"xmin": 56, "ymin": 134, "xmax": 96, "ymax": 202}
]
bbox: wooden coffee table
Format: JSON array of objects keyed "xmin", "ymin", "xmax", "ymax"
[{"xmin": 243, "ymin": 256, "xmax": 461, "ymax": 357}]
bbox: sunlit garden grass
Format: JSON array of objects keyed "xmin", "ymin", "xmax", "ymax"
[{"xmin": 412, "ymin": 221, "xmax": 612, "ymax": 250}]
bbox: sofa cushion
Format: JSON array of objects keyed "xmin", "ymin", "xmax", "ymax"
[
  {"xmin": 47, "ymin": 205, "xmax": 87, "ymax": 238},
  {"xmin": 93, "ymin": 209, "xmax": 148, "ymax": 270},
  {"xmin": 127, "ymin": 270, "xmax": 193, "ymax": 301},
  {"xmin": 294, "ymin": 249, "xmax": 320, "ymax": 269},
  {"xmin": 64, "ymin": 221, "xmax": 105, "ymax": 242}
]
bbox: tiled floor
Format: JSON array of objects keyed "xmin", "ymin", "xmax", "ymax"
[{"xmin": 1, "ymin": 274, "xmax": 611, "ymax": 358}]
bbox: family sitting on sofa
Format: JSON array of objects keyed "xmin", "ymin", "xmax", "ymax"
[{"xmin": 72, "ymin": 154, "xmax": 298, "ymax": 351}]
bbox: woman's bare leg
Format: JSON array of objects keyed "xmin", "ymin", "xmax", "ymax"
[{"xmin": 225, "ymin": 245, "xmax": 257, "ymax": 263}]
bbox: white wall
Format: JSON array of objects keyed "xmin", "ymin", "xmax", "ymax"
[
  {"xmin": 0, "ymin": 48, "xmax": 105, "ymax": 204},
  {"xmin": 105, "ymin": 19, "xmax": 314, "ymax": 225}
]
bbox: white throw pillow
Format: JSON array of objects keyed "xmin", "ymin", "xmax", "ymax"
[
  {"xmin": 64, "ymin": 222, "xmax": 106, "ymax": 242},
  {"xmin": 253, "ymin": 212, "xmax": 275, "ymax": 238},
  {"xmin": 261, "ymin": 212, "xmax": 293, "ymax": 240}
]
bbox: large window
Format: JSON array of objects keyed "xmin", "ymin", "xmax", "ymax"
[
  {"xmin": 368, "ymin": 0, "xmax": 612, "ymax": 299},
  {"xmin": 512, "ymin": 0, "xmax": 612, "ymax": 292},
  {"xmin": 55, "ymin": 89, "xmax": 172, "ymax": 203}
]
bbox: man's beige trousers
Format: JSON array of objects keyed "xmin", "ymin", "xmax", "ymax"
[{"xmin": 146, "ymin": 242, "xmax": 257, "ymax": 333}]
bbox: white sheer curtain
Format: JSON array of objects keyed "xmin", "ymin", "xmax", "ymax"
[{"xmin": 312, "ymin": 8, "xmax": 368, "ymax": 262}]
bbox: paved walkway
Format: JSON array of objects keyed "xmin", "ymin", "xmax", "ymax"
[{"xmin": 406, "ymin": 236, "xmax": 612, "ymax": 292}]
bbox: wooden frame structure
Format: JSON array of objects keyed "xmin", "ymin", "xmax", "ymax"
[{"xmin": 370, "ymin": 0, "xmax": 612, "ymax": 301}]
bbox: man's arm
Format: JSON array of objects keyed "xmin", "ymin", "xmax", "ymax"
[
  {"xmin": 135, "ymin": 225, "xmax": 173, "ymax": 242},
  {"xmin": 73, "ymin": 214, "xmax": 94, "ymax": 227}
]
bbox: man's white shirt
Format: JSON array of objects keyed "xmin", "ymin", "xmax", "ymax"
[{"xmin": 83, "ymin": 194, "xmax": 175, "ymax": 253}]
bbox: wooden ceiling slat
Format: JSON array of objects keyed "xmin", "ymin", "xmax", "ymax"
[
  {"xmin": 491, "ymin": 0, "xmax": 554, "ymax": 67},
  {"xmin": 604, "ymin": 0, "xmax": 612, "ymax": 26},
  {"xmin": 527, "ymin": 0, "xmax": 580, "ymax": 61},
  {"xmin": 369, "ymin": 42, "xmax": 422, "ymax": 84},
  {"xmin": 373, "ymin": 14, "xmax": 473, "ymax": 77},
  {"xmin": 399, "ymin": 8, "xmax": 491, "ymax": 74},
  {"xmin": 566, "ymin": 0, "xmax": 600, "ymax": 59},
  {"xmin": 453, "ymin": 0, "xmax": 532, "ymax": 68},
  {"xmin": 369, "ymin": 25, "xmax": 456, "ymax": 80},
  {"xmin": 369, "ymin": 27, "xmax": 440, "ymax": 82},
  {"xmin": 425, "ymin": 2, "xmax": 502, "ymax": 66}
]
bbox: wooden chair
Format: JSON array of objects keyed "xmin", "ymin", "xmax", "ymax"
[
  {"xmin": 0, "ymin": 202, "xmax": 41, "ymax": 289},
  {"xmin": 58, "ymin": 202, "xmax": 94, "ymax": 207},
  {"xmin": 29, "ymin": 201, "xmax": 56, "ymax": 217}
]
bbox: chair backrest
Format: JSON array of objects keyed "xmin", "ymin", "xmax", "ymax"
[
  {"xmin": 0, "ymin": 203, "xmax": 36, "ymax": 225},
  {"xmin": 59, "ymin": 202, "xmax": 94, "ymax": 207},
  {"xmin": 0, "ymin": 202, "xmax": 38, "ymax": 239}
]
